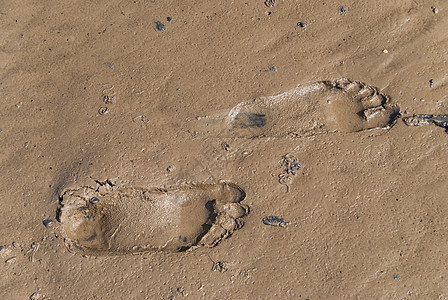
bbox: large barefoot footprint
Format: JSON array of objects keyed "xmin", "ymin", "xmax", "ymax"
[
  {"xmin": 57, "ymin": 181, "xmax": 248, "ymax": 254},
  {"xmin": 187, "ymin": 78, "xmax": 400, "ymax": 138}
]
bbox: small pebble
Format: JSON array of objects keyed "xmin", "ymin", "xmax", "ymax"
[
  {"xmin": 297, "ymin": 22, "xmax": 307, "ymax": 28},
  {"xmin": 429, "ymin": 79, "xmax": 434, "ymax": 88},
  {"xmin": 221, "ymin": 142, "xmax": 231, "ymax": 151},
  {"xmin": 338, "ymin": 6, "xmax": 347, "ymax": 15},
  {"xmin": 393, "ymin": 274, "xmax": 400, "ymax": 280},
  {"xmin": 42, "ymin": 219, "xmax": 54, "ymax": 227},
  {"xmin": 431, "ymin": 6, "xmax": 438, "ymax": 14},
  {"xmin": 155, "ymin": 21, "xmax": 166, "ymax": 32},
  {"xmin": 262, "ymin": 216, "xmax": 289, "ymax": 227},
  {"xmin": 167, "ymin": 17, "xmax": 172, "ymax": 22},
  {"xmin": 89, "ymin": 197, "xmax": 100, "ymax": 204}
]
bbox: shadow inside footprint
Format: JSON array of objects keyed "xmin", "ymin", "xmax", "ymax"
[
  {"xmin": 232, "ymin": 113, "xmax": 267, "ymax": 129},
  {"xmin": 58, "ymin": 182, "xmax": 248, "ymax": 255},
  {"xmin": 186, "ymin": 78, "xmax": 400, "ymax": 138}
]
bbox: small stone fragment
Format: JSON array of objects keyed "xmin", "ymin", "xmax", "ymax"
[
  {"xmin": 338, "ymin": 6, "xmax": 347, "ymax": 15},
  {"xmin": 221, "ymin": 142, "xmax": 231, "ymax": 151},
  {"xmin": 262, "ymin": 216, "xmax": 289, "ymax": 227},
  {"xmin": 89, "ymin": 197, "xmax": 100, "ymax": 204},
  {"xmin": 155, "ymin": 21, "xmax": 166, "ymax": 32},
  {"xmin": 297, "ymin": 22, "xmax": 307, "ymax": 28},
  {"xmin": 281, "ymin": 154, "xmax": 302, "ymax": 175},
  {"xmin": 42, "ymin": 219, "xmax": 55, "ymax": 227}
]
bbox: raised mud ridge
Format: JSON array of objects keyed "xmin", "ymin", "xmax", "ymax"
[
  {"xmin": 57, "ymin": 182, "xmax": 248, "ymax": 255},
  {"xmin": 187, "ymin": 78, "xmax": 400, "ymax": 138}
]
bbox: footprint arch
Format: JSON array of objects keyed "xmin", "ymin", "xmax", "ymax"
[
  {"xmin": 57, "ymin": 182, "xmax": 248, "ymax": 254},
  {"xmin": 187, "ymin": 78, "xmax": 400, "ymax": 138}
]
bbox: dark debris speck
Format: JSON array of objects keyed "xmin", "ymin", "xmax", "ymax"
[
  {"xmin": 297, "ymin": 22, "xmax": 307, "ymax": 28},
  {"xmin": 89, "ymin": 197, "xmax": 100, "ymax": 204},
  {"xmin": 338, "ymin": 6, "xmax": 347, "ymax": 15},
  {"xmin": 262, "ymin": 216, "xmax": 289, "ymax": 227},
  {"xmin": 42, "ymin": 219, "xmax": 55, "ymax": 227},
  {"xmin": 155, "ymin": 21, "xmax": 166, "ymax": 32}
]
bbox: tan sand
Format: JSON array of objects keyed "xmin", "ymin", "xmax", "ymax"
[{"xmin": 1, "ymin": 0, "xmax": 448, "ymax": 298}]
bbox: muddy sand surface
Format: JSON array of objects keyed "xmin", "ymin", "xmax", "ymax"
[{"xmin": 1, "ymin": 0, "xmax": 448, "ymax": 299}]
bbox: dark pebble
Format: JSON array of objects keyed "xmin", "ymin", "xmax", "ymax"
[
  {"xmin": 155, "ymin": 21, "xmax": 166, "ymax": 32},
  {"xmin": 338, "ymin": 6, "xmax": 347, "ymax": 15},
  {"xmin": 221, "ymin": 142, "xmax": 231, "ymax": 151},
  {"xmin": 297, "ymin": 22, "xmax": 307, "ymax": 28},
  {"xmin": 42, "ymin": 219, "xmax": 55, "ymax": 227},
  {"xmin": 429, "ymin": 79, "xmax": 434, "ymax": 88},
  {"xmin": 167, "ymin": 17, "xmax": 172, "ymax": 22},
  {"xmin": 262, "ymin": 216, "xmax": 289, "ymax": 227},
  {"xmin": 90, "ymin": 197, "xmax": 100, "ymax": 204}
]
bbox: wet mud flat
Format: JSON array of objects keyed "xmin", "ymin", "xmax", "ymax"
[{"xmin": 1, "ymin": 0, "xmax": 448, "ymax": 299}]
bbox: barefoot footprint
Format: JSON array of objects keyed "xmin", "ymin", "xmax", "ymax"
[
  {"xmin": 58, "ymin": 182, "xmax": 248, "ymax": 254},
  {"xmin": 187, "ymin": 78, "xmax": 400, "ymax": 138}
]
